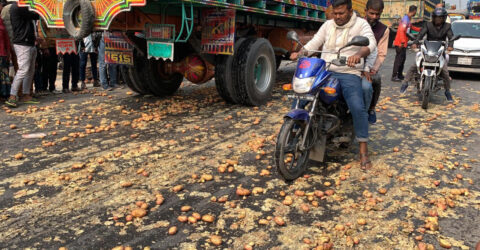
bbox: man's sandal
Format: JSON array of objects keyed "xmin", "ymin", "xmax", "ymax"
[
  {"xmin": 5, "ymin": 98, "xmax": 18, "ymax": 108},
  {"xmin": 360, "ymin": 153, "xmax": 372, "ymax": 171}
]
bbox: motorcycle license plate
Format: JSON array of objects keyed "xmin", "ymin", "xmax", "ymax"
[
  {"xmin": 287, "ymin": 94, "xmax": 315, "ymax": 101},
  {"xmin": 423, "ymin": 62, "xmax": 439, "ymax": 67},
  {"xmin": 457, "ymin": 57, "xmax": 472, "ymax": 65}
]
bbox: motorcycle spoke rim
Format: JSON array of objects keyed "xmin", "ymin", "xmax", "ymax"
[{"xmin": 282, "ymin": 123, "xmax": 308, "ymax": 171}]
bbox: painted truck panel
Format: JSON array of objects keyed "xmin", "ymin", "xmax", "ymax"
[
  {"xmin": 16, "ymin": 0, "xmax": 327, "ymax": 30},
  {"xmin": 16, "ymin": 0, "xmax": 146, "ymax": 28}
]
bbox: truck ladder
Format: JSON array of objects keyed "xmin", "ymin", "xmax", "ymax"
[{"xmin": 176, "ymin": 1, "xmax": 194, "ymax": 43}]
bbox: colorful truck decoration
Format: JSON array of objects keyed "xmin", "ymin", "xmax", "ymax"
[{"xmin": 16, "ymin": 0, "xmax": 146, "ymax": 28}]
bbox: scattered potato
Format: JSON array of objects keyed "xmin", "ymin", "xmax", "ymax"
[
  {"xmin": 168, "ymin": 226, "xmax": 177, "ymax": 235},
  {"xmin": 274, "ymin": 216, "xmax": 285, "ymax": 226},
  {"xmin": 210, "ymin": 235, "xmax": 222, "ymax": 246}
]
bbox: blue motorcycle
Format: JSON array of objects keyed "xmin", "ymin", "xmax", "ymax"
[{"xmin": 274, "ymin": 31, "xmax": 369, "ymax": 181}]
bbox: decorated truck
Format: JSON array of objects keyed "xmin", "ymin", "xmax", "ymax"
[
  {"xmin": 18, "ymin": 0, "xmax": 331, "ymax": 106},
  {"xmin": 378, "ymin": 0, "xmax": 438, "ymax": 27},
  {"xmin": 468, "ymin": 0, "xmax": 480, "ymax": 19}
]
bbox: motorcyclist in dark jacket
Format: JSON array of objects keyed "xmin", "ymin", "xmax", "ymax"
[{"xmin": 400, "ymin": 7, "xmax": 454, "ymax": 102}]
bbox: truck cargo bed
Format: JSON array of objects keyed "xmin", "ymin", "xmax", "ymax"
[{"xmin": 182, "ymin": 0, "xmax": 326, "ymax": 22}]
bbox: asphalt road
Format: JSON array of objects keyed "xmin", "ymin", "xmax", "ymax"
[{"xmin": 0, "ymin": 49, "xmax": 479, "ymax": 249}]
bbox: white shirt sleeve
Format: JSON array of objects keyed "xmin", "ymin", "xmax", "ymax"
[
  {"xmin": 364, "ymin": 47, "xmax": 377, "ymax": 72},
  {"xmin": 303, "ymin": 21, "xmax": 329, "ymax": 55}
]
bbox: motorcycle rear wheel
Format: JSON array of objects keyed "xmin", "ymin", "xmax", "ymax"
[{"xmin": 275, "ymin": 118, "xmax": 311, "ymax": 181}]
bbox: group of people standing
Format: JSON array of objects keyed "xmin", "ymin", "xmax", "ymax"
[{"xmin": 0, "ymin": 1, "xmax": 119, "ymax": 108}]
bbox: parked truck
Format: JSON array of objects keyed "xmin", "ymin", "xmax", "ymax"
[
  {"xmin": 18, "ymin": 0, "xmax": 333, "ymax": 106},
  {"xmin": 468, "ymin": 0, "xmax": 480, "ymax": 19}
]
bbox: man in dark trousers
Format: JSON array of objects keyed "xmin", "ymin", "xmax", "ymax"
[
  {"xmin": 391, "ymin": 5, "xmax": 420, "ymax": 82},
  {"xmin": 62, "ymin": 51, "xmax": 80, "ymax": 92},
  {"xmin": 5, "ymin": 2, "xmax": 39, "ymax": 107},
  {"xmin": 362, "ymin": 0, "xmax": 389, "ymax": 124}
]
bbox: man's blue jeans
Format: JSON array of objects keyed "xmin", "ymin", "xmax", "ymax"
[
  {"xmin": 332, "ymin": 72, "xmax": 369, "ymax": 142},
  {"xmin": 98, "ymin": 38, "xmax": 117, "ymax": 89},
  {"xmin": 362, "ymin": 77, "xmax": 373, "ymax": 113}
]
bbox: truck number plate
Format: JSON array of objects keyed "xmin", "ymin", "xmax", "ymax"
[
  {"xmin": 457, "ymin": 57, "xmax": 472, "ymax": 65},
  {"xmin": 105, "ymin": 51, "xmax": 133, "ymax": 65}
]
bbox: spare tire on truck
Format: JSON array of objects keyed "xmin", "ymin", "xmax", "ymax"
[
  {"xmin": 232, "ymin": 38, "xmax": 276, "ymax": 106},
  {"xmin": 63, "ymin": 0, "xmax": 95, "ymax": 40}
]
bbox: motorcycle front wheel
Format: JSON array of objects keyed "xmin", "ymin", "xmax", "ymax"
[
  {"xmin": 421, "ymin": 76, "xmax": 432, "ymax": 109},
  {"xmin": 275, "ymin": 118, "xmax": 311, "ymax": 181}
]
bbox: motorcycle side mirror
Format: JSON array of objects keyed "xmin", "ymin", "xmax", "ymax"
[
  {"xmin": 287, "ymin": 30, "xmax": 304, "ymax": 49},
  {"xmin": 287, "ymin": 31, "xmax": 301, "ymax": 43},
  {"xmin": 337, "ymin": 36, "xmax": 369, "ymax": 57},
  {"xmin": 345, "ymin": 36, "xmax": 369, "ymax": 47}
]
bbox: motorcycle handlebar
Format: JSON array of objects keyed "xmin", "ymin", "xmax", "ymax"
[{"xmin": 331, "ymin": 56, "xmax": 347, "ymax": 66}]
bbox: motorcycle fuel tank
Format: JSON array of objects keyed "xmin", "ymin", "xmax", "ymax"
[{"xmin": 294, "ymin": 58, "xmax": 326, "ymax": 78}]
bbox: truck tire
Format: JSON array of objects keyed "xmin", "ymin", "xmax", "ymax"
[
  {"xmin": 120, "ymin": 65, "xmax": 147, "ymax": 95},
  {"xmin": 144, "ymin": 59, "xmax": 183, "ymax": 97},
  {"xmin": 232, "ymin": 38, "xmax": 276, "ymax": 106},
  {"xmin": 63, "ymin": 0, "xmax": 95, "ymax": 40},
  {"xmin": 129, "ymin": 49, "xmax": 154, "ymax": 95},
  {"xmin": 215, "ymin": 38, "xmax": 246, "ymax": 104}
]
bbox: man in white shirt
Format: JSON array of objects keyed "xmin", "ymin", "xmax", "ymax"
[{"xmin": 290, "ymin": 0, "xmax": 377, "ymax": 170}]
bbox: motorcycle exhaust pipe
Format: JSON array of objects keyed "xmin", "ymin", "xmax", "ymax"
[{"xmin": 322, "ymin": 114, "xmax": 341, "ymax": 134}]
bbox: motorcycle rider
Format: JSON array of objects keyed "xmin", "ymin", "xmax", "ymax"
[
  {"xmin": 290, "ymin": 0, "xmax": 377, "ymax": 170},
  {"xmin": 400, "ymin": 7, "xmax": 454, "ymax": 102},
  {"xmin": 362, "ymin": 0, "xmax": 389, "ymax": 124}
]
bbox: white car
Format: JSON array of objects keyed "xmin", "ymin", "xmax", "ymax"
[{"xmin": 448, "ymin": 20, "xmax": 480, "ymax": 73}]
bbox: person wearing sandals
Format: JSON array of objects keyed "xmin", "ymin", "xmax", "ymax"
[
  {"xmin": 0, "ymin": 2, "xmax": 11, "ymax": 101},
  {"xmin": 5, "ymin": 2, "xmax": 39, "ymax": 107},
  {"xmin": 290, "ymin": 0, "xmax": 377, "ymax": 170}
]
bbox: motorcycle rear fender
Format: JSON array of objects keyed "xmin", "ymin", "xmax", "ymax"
[{"xmin": 285, "ymin": 109, "xmax": 310, "ymax": 121}]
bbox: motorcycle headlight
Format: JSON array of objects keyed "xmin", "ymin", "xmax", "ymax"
[
  {"xmin": 424, "ymin": 51, "xmax": 439, "ymax": 63},
  {"xmin": 293, "ymin": 76, "xmax": 315, "ymax": 94}
]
